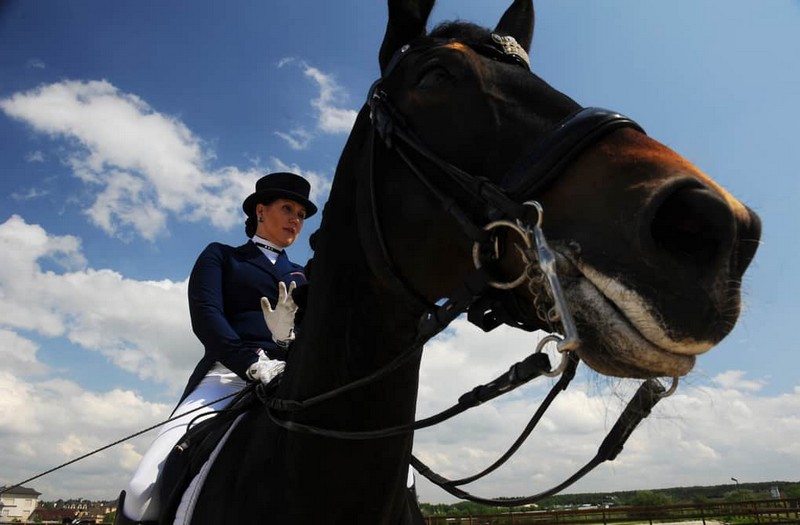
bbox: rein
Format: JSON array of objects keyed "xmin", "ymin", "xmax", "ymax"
[
  {"xmin": 413, "ymin": 377, "xmax": 667, "ymax": 506},
  {"xmin": 261, "ymin": 33, "xmax": 673, "ymax": 507}
]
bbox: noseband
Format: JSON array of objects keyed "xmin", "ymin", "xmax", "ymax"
[{"xmin": 262, "ymin": 33, "xmax": 675, "ymax": 507}]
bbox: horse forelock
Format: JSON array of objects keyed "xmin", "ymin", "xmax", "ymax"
[{"xmin": 429, "ymin": 20, "xmax": 492, "ymax": 42}]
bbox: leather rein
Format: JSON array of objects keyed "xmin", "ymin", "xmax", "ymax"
[{"xmin": 261, "ymin": 33, "xmax": 675, "ymax": 507}]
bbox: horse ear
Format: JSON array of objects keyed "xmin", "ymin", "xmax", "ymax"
[
  {"xmin": 379, "ymin": 0, "xmax": 435, "ymax": 72},
  {"xmin": 494, "ymin": 0, "xmax": 534, "ymax": 52}
]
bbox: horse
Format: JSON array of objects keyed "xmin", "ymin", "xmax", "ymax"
[{"xmin": 144, "ymin": 0, "xmax": 761, "ymax": 523}]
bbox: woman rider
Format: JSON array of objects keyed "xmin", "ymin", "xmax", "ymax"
[{"xmin": 117, "ymin": 172, "xmax": 316, "ymax": 524}]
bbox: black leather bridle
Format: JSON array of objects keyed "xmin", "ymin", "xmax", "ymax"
[
  {"xmin": 261, "ymin": 32, "xmax": 668, "ymax": 507},
  {"xmin": 362, "ymin": 34, "xmax": 643, "ymax": 316}
]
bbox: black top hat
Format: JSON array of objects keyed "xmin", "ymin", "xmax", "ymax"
[{"xmin": 242, "ymin": 172, "xmax": 318, "ymax": 218}]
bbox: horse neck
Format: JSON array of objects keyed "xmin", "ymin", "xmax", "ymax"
[
  {"xmin": 268, "ymin": 117, "xmax": 424, "ymax": 518},
  {"xmin": 285, "ymin": 246, "xmax": 424, "ymax": 410},
  {"xmin": 280, "ymin": 109, "xmax": 425, "ymax": 426}
]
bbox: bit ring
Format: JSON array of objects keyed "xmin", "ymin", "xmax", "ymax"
[{"xmin": 472, "ymin": 220, "xmax": 533, "ymax": 290}]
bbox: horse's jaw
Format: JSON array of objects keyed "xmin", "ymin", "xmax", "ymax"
[
  {"xmin": 566, "ymin": 260, "xmax": 698, "ymax": 378},
  {"xmin": 502, "ymin": 244, "xmax": 704, "ymax": 379}
]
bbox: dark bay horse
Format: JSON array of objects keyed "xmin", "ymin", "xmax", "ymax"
[{"xmin": 161, "ymin": 0, "xmax": 761, "ymax": 523}]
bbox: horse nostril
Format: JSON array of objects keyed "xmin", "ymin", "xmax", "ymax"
[
  {"xmin": 650, "ymin": 186, "xmax": 735, "ymax": 271},
  {"xmin": 733, "ymin": 206, "xmax": 762, "ymax": 276}
]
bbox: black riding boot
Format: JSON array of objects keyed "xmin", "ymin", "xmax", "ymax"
[{"xmin": 113, "ymin": 490, "xmax": 158, "ymax": 525}]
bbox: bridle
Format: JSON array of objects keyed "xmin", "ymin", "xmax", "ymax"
[
  {"xmin": 260, "ymin": 32, "xmax": 678, "ymax": 507},
  {"xmin": 362, "ymin": 35, "xmax": 645, "ymax": 333}
]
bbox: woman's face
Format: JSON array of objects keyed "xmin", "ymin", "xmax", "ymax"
[{"xmin": 255, "ymin": 198, "xmax": 307, "ymax": 247}]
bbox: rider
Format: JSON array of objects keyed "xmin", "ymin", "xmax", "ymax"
[{"xmin": 117, "ymin": 172, "xmax": 317, "ymax": 524}]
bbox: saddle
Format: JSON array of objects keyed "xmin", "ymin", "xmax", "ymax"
[{"xmin": 157, "ymin": 384, "xmax": 263, "ymax": 524}]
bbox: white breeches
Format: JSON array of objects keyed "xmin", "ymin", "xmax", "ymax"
[{"xmin": 122, "ymin": 364, "xmax": 246, "ymax": 522}]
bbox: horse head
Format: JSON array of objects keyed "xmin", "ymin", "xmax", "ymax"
[{"xmin": 363, "ymin": 0, "xmax": 761, "ymax": 381}]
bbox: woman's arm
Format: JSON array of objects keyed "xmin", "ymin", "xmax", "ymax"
[{"xmin": 187, "ymin": 243, "xmax": 261, "ymax": 379}]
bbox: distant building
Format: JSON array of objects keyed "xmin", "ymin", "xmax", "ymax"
[
  {"xmin": 27, "ymin": 507, "xmax": 81, "ymax": 523},
  {"xmin": 29, "ymin": 501, "xmax": 116, "ymax": 524},
  {"xmin": 0, "ymin": 485, "xmax": 41, "ymax": 522}
]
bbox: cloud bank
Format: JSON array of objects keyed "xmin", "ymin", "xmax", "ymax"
[
  {"xmin": 0, "ymin": 215, "xmax": 194, "ymax": 387},
  {"xmin": 413, "ymin": 320, "xmax": 800, "ymax": 502},
  {"xmin": 1, "ymin": 217, "xmax": 796, "ymax": 502},
  {"xmin": 0, "ymin": 80, "xmax": 332, "ymax": 241}
]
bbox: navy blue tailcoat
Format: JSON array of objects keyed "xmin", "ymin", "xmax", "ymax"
[{"xmin": 179, "ymin": 240, "xmax": 307, "ymax": 403}]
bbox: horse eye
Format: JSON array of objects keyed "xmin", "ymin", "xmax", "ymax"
[{"xmin": 416, "ymin": 66, "xmax": 453, "ymax": 89}]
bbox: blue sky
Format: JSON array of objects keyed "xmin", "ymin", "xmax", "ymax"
[{"xmin": 1, "ymin": 0, "xmax": 798, "ymax": 504}]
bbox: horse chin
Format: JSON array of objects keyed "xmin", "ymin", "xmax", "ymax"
[{"xmin": 555, "ymin": 258, "xmax": 701, "ymax": 379}]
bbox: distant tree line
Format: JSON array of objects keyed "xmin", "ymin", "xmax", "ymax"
[{"xmin": 418, "ymin": 481, "xmax": 800, "ymax": 517}]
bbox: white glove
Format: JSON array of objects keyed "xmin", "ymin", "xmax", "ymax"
[
  {"xmin": 261, "ymin": 281, "xmax": 298, "ymax": 348},
  {"xmin": 246, "ymin": 350, "xmax": 285, "ymax": 385}
]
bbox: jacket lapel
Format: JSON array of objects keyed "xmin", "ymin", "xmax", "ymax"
[{"xmin": 237, "ymin": 241, "xmax": 281, "ymax": 279}]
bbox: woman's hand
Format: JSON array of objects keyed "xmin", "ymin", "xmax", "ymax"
[
  {"xmin": 261, "ymin": 281, "xmax": 298, "ymax": 348},
  {"xmin": 246, "ymin": 349, "xmax": 286, "ymax": 384}
]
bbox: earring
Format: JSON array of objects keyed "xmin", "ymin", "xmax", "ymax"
[{"xmin": 258, "ymin": 216, "xmax": 264, "ymax": 223}]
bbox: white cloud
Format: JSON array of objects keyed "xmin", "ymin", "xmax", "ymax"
[
  {"xmin": 712, "ymin": 370, "xmax": 765, "ymax": 392},
  {"xmin": 0, "ymin": 328, "xmax": 47, "ymax": 376},
  {"xmin": 274, "ymin": 127, "xmax": 313, "ymax": 151},
  {"xmin": 0, "ymin": 215, "xmax": 195, "ymax": 499},
  {"xmin": 303, "ymin": 65, "xmax": 358, "ymax": 134},
  {"xmin": 0, "ymin": 80, "xmax": 267, "ymax": 241},
  {"xmin": 0, "ymin": 371, "xmax": 171, "ymax": 501},
  {"xmin": 11, "ymin": 187, "xmax": 49, "ymax": 201},
  {"xmin": 0, "ymin": 215, "xmax": 201, "ymax": 500},
  {"xmin": 0, "ymin": 215, "xmax": 195, "ymax": 387},
  {"xmin": 26, "ymin": 58, "xmax": 45, "ymax": 69},
  {"xmin": 274, "ymin": 60, "xmax": 358, "ymax": 149},
  {"xmin": 25, "ymin": 150, "xmax": 44, "ymax": 162},
  {"xmin": 83, "ymin": 169, "xmax": 168, "ymax": 240},
  {"xmin": 0, "ymin": 372, "xmax": 42, "ymax": 434}
]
